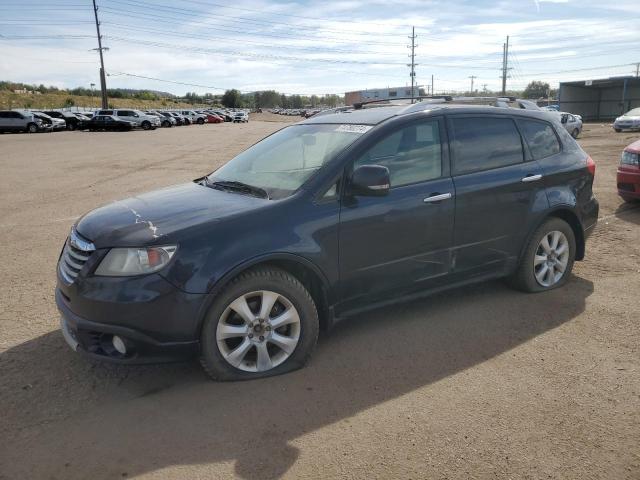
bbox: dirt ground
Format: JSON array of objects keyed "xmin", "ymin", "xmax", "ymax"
[{"xmin": 0, "ymin": 117, "xmax": 638, "ymax": 480}]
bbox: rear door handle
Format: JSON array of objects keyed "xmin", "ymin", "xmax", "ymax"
[
  {"xmin": 521, "ymin": 174, "xmax": 543, "ymax": 183},
  {"xmin": 423, "ymin": 192, "xmax": 452, "ymax": 203}
]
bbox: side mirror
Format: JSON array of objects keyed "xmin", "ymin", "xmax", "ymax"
[{"xmin": 349, "ymin": 165, "xmax": 391, "ymax": 197}]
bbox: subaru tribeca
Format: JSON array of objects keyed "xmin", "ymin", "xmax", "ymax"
[{"xmin": 56, "ymin": 103, "xmax": 599, "ymax": 380}]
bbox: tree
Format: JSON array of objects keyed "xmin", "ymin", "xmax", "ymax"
[
  {"xmin": 64, "ymin": 97, "xmax": 75, "ymax": 107},
  {"xmin": 221, "ymin": 89, "xmax": 242, "ymax": 108},
  {"xmin": 523, "ymin": 81, "xmax": 550, "ymax": 99}
]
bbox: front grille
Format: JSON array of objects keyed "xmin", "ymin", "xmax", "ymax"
[{"xmin": 58, "ymin": 228, "xmax": 95, "ymax": 283}]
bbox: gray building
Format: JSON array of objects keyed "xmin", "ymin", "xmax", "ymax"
[
  {"xmin": 559, "ymin": 76, "xmax": 640, "ymax": 121},
  {"xmin": 345, "ymin": 86, "xmax": 421, "ymax": 106}
]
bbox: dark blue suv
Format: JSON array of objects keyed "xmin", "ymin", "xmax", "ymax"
[{"xmin": 56, "ymin": 103, "xmax": 599, "ymax": 380}]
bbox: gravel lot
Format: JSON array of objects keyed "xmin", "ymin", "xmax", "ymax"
[{"xmin": 1, "ymin": 117, "xmax": 638, "ymax": 479}]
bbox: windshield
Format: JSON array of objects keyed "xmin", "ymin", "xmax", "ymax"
[
  {"xmin": 208, "ymin": 124, "xmax": 368, "ymax": 199},
  {"xmin": 624, "ymin": 108, "xmax": 640, "ymax": 117}
]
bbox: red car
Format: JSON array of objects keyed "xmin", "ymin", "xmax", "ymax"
[
  {"xmin": 204, "ymin": 113, "xmax": 223, "ymax": 124},
  {"xmin": 617, "ymin": 139, "xmax": 640, "ymax": 202}
]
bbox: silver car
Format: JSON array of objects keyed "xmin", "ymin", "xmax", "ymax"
[
  {"xmin": 0, "ymin": 109, "xmax": 46, "ymax": 133},
  {"xmin": 559, "ymin": 112, "xmax": 583, "ymax": 138},
  {"xmin": 96, "ymin": 109, "xmax": 160, "ymax": 130},
  {"xmin": 614, "ymin": 107, "xmax": 640, "ymax": 132}
]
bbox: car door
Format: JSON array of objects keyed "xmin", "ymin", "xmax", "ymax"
[
  {"xmin": 447, "ymin": 114, "xmax": 546, "ymax": 277},
  {"xmin": 338, "ymin": 117, "xmax": 455, "ymax": 311}
]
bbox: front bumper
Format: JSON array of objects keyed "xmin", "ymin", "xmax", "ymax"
[
  {"xmin": 55, "ymin": 271, "xmax": 206, "ymax": 363},
  {"xmin": 617, "ymin": 167, "xmax": 640, "ymax": 200}
]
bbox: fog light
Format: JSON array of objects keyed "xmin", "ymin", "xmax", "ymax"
[{"xmin": 112, "ymin": 335, "xmax": 127, "ymax": 355}]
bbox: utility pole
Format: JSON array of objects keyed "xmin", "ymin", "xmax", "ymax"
[
  {"xmin": 431, "ymin": 74, "xmax": 434, "ymax": 96},
  {"xmin": 635, "ymin": 62, "xmax": 640, "ymax": 77},
  {"xmin": 92, "ymin": 0, "xmax": 108, "ymax": 109},
  {"xmin": 468, "ymin": 75, "xmax": 477, "ymax": 95},
  {"xmin": 407, "ymin": 27, "xmax": 417, "ymax": 103},
  {"xmin": 501, "ymin": 35, "xmax": 510, "ymax": 95}
]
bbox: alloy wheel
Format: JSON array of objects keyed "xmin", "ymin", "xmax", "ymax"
[
  {"xmin": 533, "ymin": 230, "xmax": 570, "ymax": 287},
  {"xmin": 216, "ymin": 290, "xmax": 301, "ymax": 372}
]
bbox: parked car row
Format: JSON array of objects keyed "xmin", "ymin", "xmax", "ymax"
[
  {"xmin": 270, "ymin": 108, "xmax": 327, "ymax": 118},
  {"xmin": 0, "ymin": 108, "xmax": 248, "ymax": 133}
]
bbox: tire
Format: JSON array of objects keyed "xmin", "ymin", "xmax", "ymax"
[
  {"xmin": 197, "ymin": 118, "xmax": 204, "ymax": 125},
  {"xmin": 27, "ymin": 123, "xmax": 38, "ymax": 133},
  {"xmin": 67, "ymin": 123, "xmax": 76, "ymax": 131},
  {"xmin": 571, "ymin": 129, "xmax": 579, "ymax": 138},
  {"xmin": 141, "ymin": 121, "xmax": 151, "ymax": 130},
  {"xmin": 200, "ymin": 267, "xmax": 319, "ymax": 381},
  {"xmin": 162, "ymin": 120, "xmax": 171, "ymax": 128},
  {"xmin": 615, "ymin": 128, "xmax": 622, "ymax": 133},
  {"xmin": 509, "ymin": 217, "xmax": 576, "ymax": 293}
]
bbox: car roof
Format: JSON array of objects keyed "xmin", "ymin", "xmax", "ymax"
[
  {"xmin": 625, "ymin": 139, "xmax": 640, "ymax": 154},
  {"xmin": 301, "ymin": 103, "xmax": 557, "ymax": 126}
]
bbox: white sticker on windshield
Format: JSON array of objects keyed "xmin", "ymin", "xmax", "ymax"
[{"xmin": 335, "ymin": 124, "xmax": 372, "ymax": 134}]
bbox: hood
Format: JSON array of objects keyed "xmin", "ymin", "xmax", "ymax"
[
  {"xmin": 75, "ymin": 182, "xmax": 268, "ymax": 247},
  {"xmin": 616, "ymin": 115, "xmax": 640, "ymax": 122}
]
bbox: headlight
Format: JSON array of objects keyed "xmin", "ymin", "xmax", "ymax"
[{"xmin": 95, "ymin": 246, "xmax": 177, "ymax": 276}]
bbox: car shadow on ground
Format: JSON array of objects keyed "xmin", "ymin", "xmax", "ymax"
[
  {"xmin": 614, "ymin": 201, "xmax": 640, "ymax": 225},
  {"xmin": 1, "ymin": 276, "xmax": 594, "ymax": 479}
]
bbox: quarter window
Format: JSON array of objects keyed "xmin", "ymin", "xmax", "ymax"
[
  {"xmin": 450, "ymin": 117, "xmax": 524, "ymax": 174},
  {"xmin": 354, "ymin": 120, "xmax": 442, "ymax": 187},
  {"xmin": 517, "ymin": 119, "xmax": 561, "ymax": 160}
]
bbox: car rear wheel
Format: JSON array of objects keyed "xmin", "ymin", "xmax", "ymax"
[
  {"xmin": 162, "ymin": 120, "xmax": 171, "ymax": 128},
  {"xmin": 197, "ymin": 118, "xmax": 204, "ymax": 125},
  {"xmin": 614, "ymin": 128, "xmax": 622, "ymax": 133},
  {"xmin": 200, "ymin": 267, "xmax": 319, "ymax": 381},
  {"xmin": 67, "ymin": 123, "xmax": 76, "ymax": 131},
  {"xmin": 27, "ymin": 123, "xmax": 38, "ymax": 133},
  {"xmin": 141, "ymin": 121, "xmax": 151, "ymax": 130},
  {"xmin": 509, "ymin": 217, "xmax": 576, "ymax": 293}
]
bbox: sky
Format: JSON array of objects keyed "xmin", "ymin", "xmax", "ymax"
[{"xmin": 0, "ymin": 0, "xmax": 638, "ymax": 96}]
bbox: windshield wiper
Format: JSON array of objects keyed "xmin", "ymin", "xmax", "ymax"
[{"xmin": 206, "ymin": 179, "xmax": 270, "ymax": 199}]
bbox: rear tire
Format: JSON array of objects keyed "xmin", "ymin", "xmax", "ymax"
[
  {"xmin": 67, "ymin": 123, "xmax": 76, "ymax": 131},
  {"xmin": 571, "ymin": 128, "xmax": 580, "ymax": 138},
  {"xmin": 141, "ymin": 121, "xmax": 151, "ymax": 130},
  {"xmin": 197, "ymin": 118, "xmax": 204, "ymax": 125},
  {"xmin": 200, "ymin": 267, "xmax": 319, "ymax": 381},
  {"xmin": 27, "ymin": 123, "xmax": 38, "ymax": 133},
  {"xmin": 509, "ymin": 217, "xmax": 576, "ymax": 293},
  {"xmin": 615, "ymin": 128, "xmax": 622, "ymax": 133}
]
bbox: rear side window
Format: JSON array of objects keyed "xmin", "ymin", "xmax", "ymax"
[
  {"xmin": 450, "ymin": 117, "xmax": 523, "ymax": 174},
  {"xmin": 354, "ymin": 120, "xmax": 442, "ymax": 187},
  {"xmin": 517, "ymin": 119, "xmax": 561, "ymax": 159}
]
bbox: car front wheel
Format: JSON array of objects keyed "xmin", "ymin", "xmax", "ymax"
[
  {"xmin": 27, "ymin": 123, "xmax": 38, "ymax": 133},
  {"xmin": 571, "ymin": 128, "xmax": 580, "ymax": 138},
  {"xmin": 509, "ymin": 217, "xmax": 576, "ymax": 293},
  {"xmin": 141, "ymin": 121, "xmax": 151, "ymax": 130},
  {"xmin": 200, "ymin": 267, "xmax": 319, "ymax": 381}
]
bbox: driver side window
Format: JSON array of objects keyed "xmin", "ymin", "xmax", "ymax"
[{"xmin": 353, "ymin": 120, "xmax": 442, "ymax": 188}]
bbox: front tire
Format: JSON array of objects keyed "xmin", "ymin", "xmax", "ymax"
[
  {"xmin": 197, "ymin": 118, "xmax": 204, "ymax": 125},
  {"xmin": 509, "ymin": 217, "xmax": 576, "ymax": 293},
  {"xmin": 141, "ymin": 121, "xmax": 151, "ymax": 130},
  {"xmin": 614, "ymin": 128, "xmax": 622, "ymax": 133},
  {"xmin": 200, "ymin": 267, "xmax": 319, "ymax": 381},
  {"xmin": 571, "ymin": 128, "xmax": 580, "ymax": 138},
  {"xmin": 27, "ymin": 123, "xmax": 38, "ymax": 133}
]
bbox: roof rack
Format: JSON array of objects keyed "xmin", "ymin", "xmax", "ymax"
[{"xmin": 351, "ymin": 95, "xmax": 540, "ymax": 114}]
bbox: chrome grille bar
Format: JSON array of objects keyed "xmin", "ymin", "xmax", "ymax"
[{"xmin": 58, "ymin": 227, "xmax": 95, "ymax": 284}]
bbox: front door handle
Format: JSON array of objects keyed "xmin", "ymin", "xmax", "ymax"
[
  {"xmin": 423, "ymin": 192, "xmax": 453, "ymax": 203},
  {"xmin": 521, "ymin": 174, "xmax": 543, "ymax": 183}
]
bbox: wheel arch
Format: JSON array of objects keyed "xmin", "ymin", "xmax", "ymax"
[
  {"xmin": 198, "ymin": 253, "xmax": 333, "ymax": 334},
  {"xmin": 521, "ymin": 207, "xmax": 585, "ymax": 262}
]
